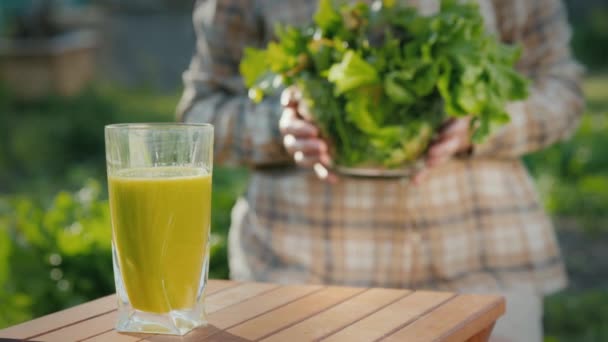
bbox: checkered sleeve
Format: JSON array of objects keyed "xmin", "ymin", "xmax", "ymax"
[
  {"xmin": 474, "ymin": 0, "xmax": 584, "ymax": 158},
  {"xmin": 176, "ymin": 0, "xmax": 290, "ymax": 167}
]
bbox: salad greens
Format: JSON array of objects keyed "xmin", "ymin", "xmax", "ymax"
[{"xmin": 240, "ymin": 0, "xmax": 529, "ymax": 168}]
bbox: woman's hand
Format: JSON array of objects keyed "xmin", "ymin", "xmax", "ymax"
[
  {"xmin": 412, "ymin": 117, "xmax": 473, "ymax": 184},
  {"xmin": 279, "ymin": 86, "xmax": 337, "ymax": 182}
]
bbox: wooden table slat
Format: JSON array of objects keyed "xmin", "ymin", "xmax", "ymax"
[
  {"xmin": 37, "ymin": 311, "xmax": 117, "ymax": 342},
  {"xmin": 261, "ymin": 288, "xmax": 408, "ymax": 342},
  {"xmin": 321, "ymin": 291, "xmax": 456, "ymax": 342},
  {"xmin": 382, "ymin": 294, "xmax": 506, "ymax": 342},
  {"xmin": 84, "ymin": 328, "xmax": 142, "ymax": 342},
  {"xmin": 0, "ymin": 280, "xmax": 505, "ymax": 342},
  {"xmin": 207, "ymin": 284, "xmax": 323, "ymax": 331},
  {"xmin": 202, "ymin": 279, "xmax": 246, "ymax": 296},
  {"xmin": 204, "ymin": 282, "xmax": 279, "ymax": 313},
  {"xmin": 227, "ymin": 286, "xmax": 366, "ymax": 341},
  {"xmin": 0, "ymin": 294, "xmax": 117, "ymax": 340}
]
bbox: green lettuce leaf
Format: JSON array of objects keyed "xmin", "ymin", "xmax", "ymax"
[
  {"xmin": 314, "ymin": 0, "xmax": 342, "ymax": 34},
  {"xmin": 327, "ymin": 50, "xmax": 379, "ymax": 94},
  {"xmin": 239, "ymin": 48, "xmax": 268, "ymax": 87}
]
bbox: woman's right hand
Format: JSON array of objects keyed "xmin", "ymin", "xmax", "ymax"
[{"xmin": 279, "ymin": 86, "xmax": 336, "ymax": 182}]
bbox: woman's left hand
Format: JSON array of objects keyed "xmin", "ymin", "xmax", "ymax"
[{"xmin": 412, "ymin": 117, "xmax": 473, "ymax": 184}]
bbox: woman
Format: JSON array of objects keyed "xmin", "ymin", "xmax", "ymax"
[{"xmin": 177, "ymin": 1, "xmax": 584, "ymax": 340}]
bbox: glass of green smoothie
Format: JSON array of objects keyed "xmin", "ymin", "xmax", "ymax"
[{"xmin": 105, "ymin": 123, "xmax": 213, "ymax": 335}]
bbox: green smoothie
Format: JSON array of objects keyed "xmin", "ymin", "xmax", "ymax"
[{"xmin": 109, "ymin": 167, "xmax": 211, "ymax": 313}]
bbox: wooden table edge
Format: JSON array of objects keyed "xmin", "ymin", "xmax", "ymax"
[{"xmin": 450, "ymin": 294, "xmax": 506, "ymax": 342}]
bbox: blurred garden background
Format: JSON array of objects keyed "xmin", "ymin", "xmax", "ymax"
[{"xmin": 0, "ymin": 0, "xmax": 607, "ymax": 340}]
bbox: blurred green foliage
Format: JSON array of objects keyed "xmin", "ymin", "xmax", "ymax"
[
  {"xmin": 525, "ymin": 74, "xmax": 608, "ymax": 236},
  {"xmin": 0, "ymin": 180, "xmax": 113, "ymax": 327},
  {"xmin": 565, "ymin": 0, "xmax": 608, "ymax": 69},
  {"xmin": 544, "ymin": 290, "xmax": 608, "ymax": 342},
  {"xmin": 0, "ymin": 85, "xmax": 178, "ymax": 193},
  {"xmin": 527, "ymin": 74, "xmax": 608, "ymax": 341}
]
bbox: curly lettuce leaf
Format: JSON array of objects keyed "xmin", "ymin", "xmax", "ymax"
[
  {"xmin": 327, "ymin": 50, "xmax": 379, "ymax": 94},
  {"xmin": 384, "ymin": 70, "xmax": 416, "ymax": 105},
  {"xmin": 274, "ymin": 24, "xmax": 309, "ymax": 55}
]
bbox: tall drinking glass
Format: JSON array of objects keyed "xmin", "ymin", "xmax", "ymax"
[{"xmin": 105, "ymin": 123, "xmax": 213, "ymax": 335}]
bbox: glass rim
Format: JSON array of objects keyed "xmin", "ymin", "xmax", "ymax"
[{"xmin": 105, "ymin": 123, "xmax": 213, "ymax": 130}]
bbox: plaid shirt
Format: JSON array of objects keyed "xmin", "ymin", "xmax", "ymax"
[{"xmin": 178, "ymin": 0, "xmax": 584, "ymax": 294}]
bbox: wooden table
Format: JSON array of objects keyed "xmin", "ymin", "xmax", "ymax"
[{"xmin": 0, "ymin": 280, "xmax": 505, "ymax": 342}]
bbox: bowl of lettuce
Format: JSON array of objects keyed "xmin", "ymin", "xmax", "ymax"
[{"xmin": 240, "ymin": 0, "xmax": 529, "ymax": 174}]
